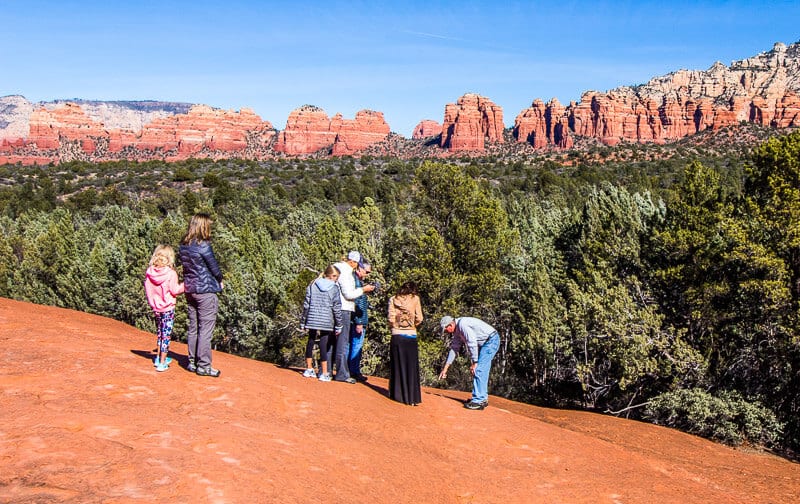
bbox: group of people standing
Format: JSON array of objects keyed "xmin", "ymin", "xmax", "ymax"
[
  {"xmin": 144, "ymin": 214, "xmax": 501, "ymax": 410},
  {"xmin": 301, "ymin": 249, "xmax": 425, "ymax": 405},
  {"xmin": 300, "ymin": 249, "xmax": 501, "ymax": 410},
  {"xmin": 301, "ymin": 251, "xmax": 376, "ymax": 384}
]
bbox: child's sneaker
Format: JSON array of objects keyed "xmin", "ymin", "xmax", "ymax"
[
  {"xmin": 155, "ymin": 362, "xmax": 169, "ymax": 372},
  {"xmin": 318, "ymin": 373, "xmax": 332, "ymax": 382},
  {"xmin": 153, "ymin": 356, "xmax": 173, "ymax": 367},
  {"xmin": 302, "ymin": 368, "xmax": 317, "ymax": 378}
]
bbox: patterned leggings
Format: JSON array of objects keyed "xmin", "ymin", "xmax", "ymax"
[{"xmin": 154, "ymin": 310, "xmax": 176, "ymax": 355}]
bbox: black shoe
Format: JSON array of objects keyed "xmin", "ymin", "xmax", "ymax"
[
  {"xmin": 355, "ymin": 374, "xmax": 368, "ymax": 382},
  {"xmin": 196, "ymin": 366, "xmax": 220, "ymax": 377},
  {"xmin": 464, "ymin": 400, "xmax": 487, "ymax": 410},
  {"xmin": 463, "ymin": 398, "xmax": 488, "ymax": 406}
]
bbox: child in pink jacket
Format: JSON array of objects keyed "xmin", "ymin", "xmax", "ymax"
[{"xmin": 144, "ymin": 245, "xmax": 185, "ymax": 372}]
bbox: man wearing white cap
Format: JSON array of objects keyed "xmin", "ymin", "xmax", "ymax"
[
  {"xmin": 330, "ymin": 250, "xmax": 375, "ymax": 383},
  {"xmin": 438, "ymin": 315, "xmax": 500, "ymax": 409}
]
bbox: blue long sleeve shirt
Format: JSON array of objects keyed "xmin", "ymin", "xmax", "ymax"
[{"xmin": 445, "ymin": 317, "xmax": 498, "ymax": 365}]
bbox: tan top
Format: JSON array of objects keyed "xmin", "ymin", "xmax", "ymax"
[{"xmin": 388, "ymin": 294, "xmax": 423, "ymax": 335}]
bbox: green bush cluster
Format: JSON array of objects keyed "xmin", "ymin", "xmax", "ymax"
[{"xmin": 644, "ymin": 389, "xmax": 783, "ymax": 447}]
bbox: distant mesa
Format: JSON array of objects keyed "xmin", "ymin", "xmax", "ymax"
[
  {"xmin": 0, "ymin": 98, "xmax": 278, "ymax": 164},
  {"xmin": 1, "ymin": 41, "xmax": 800, "ymax": 164}
]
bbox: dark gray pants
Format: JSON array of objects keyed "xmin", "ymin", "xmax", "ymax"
[
  {"xmin": 328, "ymin": 310, "xmax": 352, "ymax": 381},
  {"xmin": 186, "ymin": 292, "xmax": 218, "ymax": 368}
]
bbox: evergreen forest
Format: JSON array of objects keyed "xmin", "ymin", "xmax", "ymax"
[{"xmin": 1, "ymin": 126, "xmax": 798, "ymax": 459}]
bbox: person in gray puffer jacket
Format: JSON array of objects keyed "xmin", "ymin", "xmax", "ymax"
[
  {"xmin": 179, "ymin": 213, "xmax": 224, "ymax": 378},
  {"xmin": 300, "ymin": 264, "xmax": 343, "ymax": 381}
]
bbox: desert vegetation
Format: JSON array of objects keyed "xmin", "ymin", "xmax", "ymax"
[{"xmin": 0, "ymin": 126, "xmax": 798, "ymax": 458}]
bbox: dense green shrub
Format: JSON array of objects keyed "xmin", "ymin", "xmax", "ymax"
[{"xmin": 644, "ymin": 388, "xmax": 783, "ymax": 447}]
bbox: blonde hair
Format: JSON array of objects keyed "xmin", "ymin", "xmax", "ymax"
[
  {"xmin": 181, "ymin": 213, "xmax": 212, "ymax": 244},
  {"xmin": 150, "ymin": 244, "xmax": 176, "ymax": 268}
]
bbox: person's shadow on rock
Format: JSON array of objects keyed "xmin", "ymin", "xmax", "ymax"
[{"xmin": 130, "ymin": 348, "xmax": 190, "ymax": 369}]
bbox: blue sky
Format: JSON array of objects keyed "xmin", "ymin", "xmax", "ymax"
[{"xmin": 2, "ymin": 0, "xmax": 799, "ymax": 136}]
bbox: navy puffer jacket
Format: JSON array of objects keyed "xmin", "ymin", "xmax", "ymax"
[{"xmin": 179, "ymin": 241, "xmax": 223, "ymax": 294}]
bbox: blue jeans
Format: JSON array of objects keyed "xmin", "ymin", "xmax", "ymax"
[
  {"xmin": 348, "ymin": 325, "xmax": 365, "ymax": 377},
  {"xmin": 472, "ymin": 332, "xmax": 500, "ymax": 403}
]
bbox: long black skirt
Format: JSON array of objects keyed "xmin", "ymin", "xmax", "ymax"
[{"xmin": 389, "ymin": 334, "xmax": 421, "ymax": 405}]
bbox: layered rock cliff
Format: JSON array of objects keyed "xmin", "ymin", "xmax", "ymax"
[
  {"xmin": 0, "ymin": 97, "xmax": 277, "ymax": 164},
  {"xmin": 514, "ymin": 41, "xmax": 800, "ymax": 148},
  {"xmin": 274, "ymin": 106, "xmax": 391, "ymax": 156},
  {"xmin": 440, "ymin": 93, "xmax": 504, "ymax": 152}
]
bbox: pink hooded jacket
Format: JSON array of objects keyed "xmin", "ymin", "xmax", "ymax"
[{"xmin": 144, "ymin": 265, "xmax": 185, "ymax": 313}]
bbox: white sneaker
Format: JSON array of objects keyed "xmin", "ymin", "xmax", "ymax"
[
  {"xmin": 318, "ymin": 373, "xmax": 332, "ymax": 382},
  {"xmin": 302, "ymin": 368, "xmax": 317, "ymax": 378}
]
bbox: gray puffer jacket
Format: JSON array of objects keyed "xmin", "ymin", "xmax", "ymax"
[
  {"xmin": 179, "ymin": 240, "xmax": 223, "ymax": 294},
  {"xmin": 301, "ymin": 277, "xmax": 343, "ymax": 332}
]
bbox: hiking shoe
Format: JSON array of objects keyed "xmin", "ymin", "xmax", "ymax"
[
  {"xmin": 341, "ymin": 377, "xmax": 357, "ymax": 384},
  {"xmin": 187, "ymin": 361, "xmax": 197, "ymax": 372},
  {"xmin": 463, "ymin": 398, "xmax": 489, "ymax": 406},
  {"xmin": 318, "ymin": 373, "xmax": 332, "ymax": 382},
  {"xmin": 155, "ymin": 362, "xmax": 169, "ymax": 372},
  {"xmin": 464, "ymin": 400, "xmax": 487, "ymax": 410},
  {"xmin": 302, "ymin": 368, "xmax": 317, "ymax": 378},
  {"xmin": 196, "ymin": 366, "xmax": 220, "ymax": 377}
]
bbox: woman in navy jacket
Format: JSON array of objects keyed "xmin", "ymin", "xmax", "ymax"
[{"xmin": 179, "ymin": 213, "xmax": 224, "ymax": 377}]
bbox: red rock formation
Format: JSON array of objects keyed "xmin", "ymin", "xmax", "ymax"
[
  {"xmin": 331, "ymin": 110, "xmax": 391, "ymax": 156},
  {"xmin": 514, "ymin": 41, "xmax": 800, "ymax": 149},
  {"xmin": 772, "ymin": 91, "xmax": 800, "ymax": 127},
  {"xmin": 273, "ymin": 105, "xmax": 337, "ymax": 155},
  {"xmin": 412, "ymin": 120, "xmax": 441, "ymax": 139},
  {"xmin": 440, "ymin": 93, "xmax": 504, "ymax": 152},
  {"xmin": 5, "ymin": 101, "xmax": 276, "ymax": 163},
  {"xmin": 514, "ymin": 99, "xmax": 548, "ymax": 148},
  {"xmin": 514, "ymin": 98, "xmax": 573, "ymax": 149},
  {"xmin": 275, "ymin": 106, "xmax": 390, "ymax": 156},
  {"xmin": 28, "ymin": 103, "xmax": 107, "ymax": 151}
]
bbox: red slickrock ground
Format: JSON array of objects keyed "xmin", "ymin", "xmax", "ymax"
[{"xmin": 2, "ymin": 297, "xmax": 799, "ymax": 503}]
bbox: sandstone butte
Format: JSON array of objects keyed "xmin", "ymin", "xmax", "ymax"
[
  {"xmin": 514, "ymin": 41, "xmax": 800, "ymax": 149},
  {"xmin": 274, "ymin": 105, "xmax": 391, "ymax": 156},
  {"xmin": 440, "ymin": 93, "xmax": 505, "ymax": 152},
  {"xmin": 411, "ymin": 119, "xmax": 442, "ymax": 139},
  {"xmin": 2, "ymin": 296, "xmax": 800, "ymax": 503}
]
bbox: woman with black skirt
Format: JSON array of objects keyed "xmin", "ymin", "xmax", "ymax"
[{"xmin": 388, "ymin": 281, "xmax": 423, "ymax": 405}]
